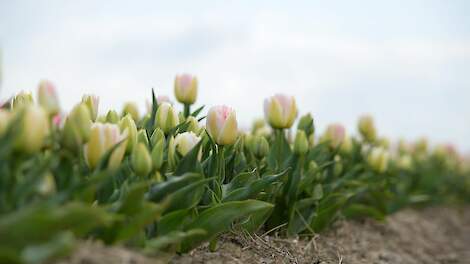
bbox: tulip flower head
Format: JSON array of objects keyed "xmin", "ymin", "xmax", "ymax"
[
  {"xmin": 84, "ymin": 123, "xmax": 128, "ymax": 170},
  {"xmin": 367, "ymin": 147, "xmax": 389, "ymax": 173},
  {"xmin": 82, "ymin": 94, "xmax": 99, "ymax": 121},
  {"xmin": 358, "ymin": 115, "xmax": 377, "ymax": 143},
  {"xmin": 15, "ymin": 105, "xmax": 49, "ymax": 154},
  {"xmin": 37, "ymin": 80, "xmax": 60, "ymax": 115},
  {"xmin": 206, "ymin": 105, "xmax": 238, "ymax": 145},
  {"xmin": 264, "ymin": 94, "xmax": 297, "ymax": 129},
  {"xmin": 119, "ymin": 114, "xmax": 138, "ymax": 153},
  {"xmin": 155, "ymin": 102, "xmax": 179, "ymax": 134},
  {"xmin": 122, "ymin": 102, "xmax": 140, "ymax": 121},
  {"xmin": 294, "ymin": 130, "xmax": 309, "ymax": 155},
  {"xmin": 174, "ymin": 74, "xmax": 198, "ymax": 105},
  {"xmin": 174, "ymin": 131, "xmax": 201, "ymax": 157},
  {"xmin": 132, "ymin": 142, "xmax": 152, "ymax": 176},
  {"xmin": 322, "ymin": 123, "xmax": 346, "ymax": 149},
  {"xmin": 12, "ymin": 91, "xmax": 34, "ymax": 110}
]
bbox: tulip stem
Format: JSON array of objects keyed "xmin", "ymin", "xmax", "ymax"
[
  {"xmin": 216, "ymin": 145, "xmax": 225, "ymax": 199},
  {"xmin": 184, "ymin": 104, "xmax": 190, "ymax": 118}
]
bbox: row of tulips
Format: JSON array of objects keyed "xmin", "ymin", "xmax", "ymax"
[{"xmin": 0, "ymin": 74, "xmax": 469, "ymax": 263}]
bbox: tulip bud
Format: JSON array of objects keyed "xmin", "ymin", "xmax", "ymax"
[
  {"xmin": 119, "ymin": 115, "xmax": 138, "ymax": 153},
  {"xmin": 37, "ymin": 172, "xmax": 56, "ymax": 196},
  {"xmin": 367, "ymin": 147, "xmax": 389, "ymax": 173},
  {"xmin": 84, "ymin": 123, "xmax": 128, "ymax": 170},
  {"xmin": 397, "ymin": 154, "xmax": 413, "ymax": 170},
  {"xmin": 37, "ymin": 80, "xmax": 60, "ymax": 115},
  {"xmin": 174, "ymin": 131, "xmax": 201, "ymax": 157},
  {"xmin": 414, "ymin": 137, "xmax": 428, "ymax": 155},
  {"xmin": 251, "ymin": 118, "xmax": 266, "ymax": 134},
  {"xmin": 358, "ymin": 115, "xmax": 377, "ymax": 143},
  {"xmin": 167, "ymin": 136, "xmax": 177, "ymax": 170},
  {"xmin": 248, "ymin": 135, "xmax": 269, "ymax": 159},
  {"xmin": 186, "ymin": 116, "xmax": 201, "ymax": 133},
  {"xmin": 150, "ymin": 128, "xmax": 165, "ymax": 146},
  {"xmin": 378, "ymin": 137, "xmax": 390, "ymax": 149},
  {"xmin": 339, "ymin": 134, "xmax": 353, "ymax": 154},
  {"xmin": 297, "ymin": 113, "xmax": 314, "ymax": 136},
  {"xmin": 82, "ymin": 94, "xmax": 99, "ymax": 121},
  {"xmin": 264, "ymin": 94, "xmax": 297, "ymax": 129},
  {"xmin": 151, "ymin": 137, "xmax": 164, "ymax": 170},
  {"xmin": 294, "ymin": 130, "xmax": 308, "ymax": 155},
  {"xmin": 174, "ymin": 74, "xmax": 198, "ymax": 105},
  {"xmin": 308, "ymin": 134, "xmax": 315, "ymax": 148},
  {"xmin": 0, "ymin": 109, "xmax": 11, "ymax": 137},
  {"xmin": 62, "ymin": 104, "xmax": 92, "ymax": 149},
  {"xmin": 137, "ymin": 129, "xmax": 149, "ymax": 147},
  {"xmin": 15, "ymin": 105, "xmax": 49, "ymax": 154},
  {"xmin": 321, "ymin": 123, "xmax": 346, "ymax": 149},
  {"xmin": 122, "ymin": 102, "xmax": 140, "ymax": 121},
  {"xmin": 206, "ymin": 105, "xmax": 238, "ymax": 145},
  {"xmin": 155, "ymin": 102, "xmax": 179, "ymax": 134},
  {"xmin": 132, "ymin": 143, "xmax": 152, "ymax": 176},
  {"xmin": 12, "ymin": 91, "xmax": 34, "ymax": 110},
  {"xmin": 105, "ymin": 110, "xmax": 119, "ymax": 124},
  {"xmin": 157, "ymin": 95, "xmax": 172, "ymax": 105}
]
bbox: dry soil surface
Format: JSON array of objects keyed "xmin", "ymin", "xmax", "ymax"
[{"xmin": 57, "ymin": 206, "xmax": 470, "ymax": 264}]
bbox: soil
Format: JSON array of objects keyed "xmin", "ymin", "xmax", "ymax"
[{"xmin": 57, "ymin": 206, "xmax": 470, "ymax": 264}]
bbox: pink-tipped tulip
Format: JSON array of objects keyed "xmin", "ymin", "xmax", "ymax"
[
  {"xmin": 322, "ymin": 123, "xmax": 346, "ymax": 149},
  {"xmin": 206, "ymin": 105, "xmax": 238, "ymax": 145},
  {"xmin": 38, "ymin": 80, "xmax": 60, "ymax": 115},
  {"xmin": 264, "ymin": 94, "xmax": 297, "ymax": 129},
  {"xmin": 174, "ymin": 74, "xmax": 198, "ymax": 105}
]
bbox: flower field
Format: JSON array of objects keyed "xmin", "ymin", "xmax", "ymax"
[{"xmin": 0, "ymin": 75, "xmax": 469, "ymax": 263}]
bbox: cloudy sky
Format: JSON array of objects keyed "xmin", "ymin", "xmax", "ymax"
[{"xmin": 1, "ymin": 0, "xmax": 469, "ymax": 151}]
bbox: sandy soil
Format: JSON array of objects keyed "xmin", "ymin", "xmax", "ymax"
[{"xmin": 57, "ymin": 206, "xmax": 470, "ymax": 264}]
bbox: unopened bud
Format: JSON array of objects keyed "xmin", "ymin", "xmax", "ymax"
[
  {"xmin": 12, "ymin": 91, "xmax": 34, "ymax": 110},
  {"xmin": 81, "ymin": 94, "xmax": 99, "ymax": 121},
  {"xmin": 137, "ymin": 129, "xmax": 149, "ymax": 147},
  {"xmin": 248, "ymin": 135, "xmax": 270, "ymax": 158},
  {"xmin": 37, "ymin": 80, "xmax": 60, "ymax": 115},
  {"xmin": 15, "ymin": 105, "xmax": 49, "ymax": 154},
  {"xmin": 119, "ymin": 114, "xmax": 138, "ymax": 153},
  {"xmin": 358, "ymin": 115, "xmax": 377, "ymax": 143},
  {"xmin": 106, "ymin": 110, "xmax": 120, "ymax": 124},
  {"xmin": 174, "ymin": 74, "xmax": 198, "ymax": 105},
  {"xmin": 122, "ymin": 102, "xmax": 140, "ymax": 121},
  {"xmin": 151, "ymin": 137, "xmax": 164, "ymax": 170},
  {"xmin": 155, "ymin": 102, "xmax": 179, "ymax": 134},
  {"xmin": 367, "ymin": 147, "xmax": 389, "ymax": 173},
  {"xmin": 132, "ymin": 143, "xmax": 152, "ymax": 176},
  {"xmin": 294, "ymin": 130, "xmax": 308, "ymax": 155},
  {"xmin": 297, "ymin": 113, "xmax": 314, "ymax": 136}
]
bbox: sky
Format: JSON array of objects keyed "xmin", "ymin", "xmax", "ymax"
[{"xmin": 1, "ymin": 0, "xmax": 469, "ymax": 151}]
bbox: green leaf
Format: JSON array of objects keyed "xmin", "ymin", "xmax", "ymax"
[
  {"xmin": 180, "ymin": 200, "xmax": 273, "ymax": 252},
  {"xmin": 146, "ymin": 173, "xmax": 202, "ymax": 203},
  {"xmin": 162, "ymin": 177, "xmax": 211, "ymax": 213},
  {"xmin": 287, "ymin": 197, "xmax": 317, "ymax": 236},
  {"xmin": 343, "ymin": 204, "xmax": 385, "ymax": 221},
  {"xmin": 223, "ymin": 169, "xmax": 288, "ymax": 202},
  {"xmin": 190, "ymin": 105, "xmax": 205, "ymax": 117},
  {"xmin": 157, "ymin": 209, "xmax": 192, "ymax": 236},
  {"xmin": 144, "ymin": 229, "xmax": 206, "ymax": 253}
]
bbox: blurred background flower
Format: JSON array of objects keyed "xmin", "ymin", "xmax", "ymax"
[{"xmin": 0, "ymin": 0, "xmax": 469, "ymax": 150}]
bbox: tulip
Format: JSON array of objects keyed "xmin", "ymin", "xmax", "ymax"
[
  {"xmin": 15, "ymin": 105, "xmax": 49, "ymax": 154},
  {"xmin": 294, "ymin": 130, "xmax": 308, "ymax": 155},
  {"xmin": 137, "ymin": 129, "xmax": 150, "ymax": 147},
  {"xmin": 155, "ymin": 102, "xmax": 179, "ymax": 134},
  {"xmin": 264, "ymin": 94, "xmax": 297, "ymax": 129},
  {"xmin": 157, "ymin": 95, "xmax": 172, "ymax": 105},
  {"xmin": 397, "ymin": 154, "xmax": 413, "ymax": 170},
  {"xmin": 119, "ymin": 114, "xmax": 138, "ymax": 153},
  {"xmin": 122, "ymin": 102, "xmax": 140, "ymax": 121},
  {"xmin": 106, "ymin": 110, "xmax": 120, "ymax": 124},
  {"xmin": 251, "ymin": 118, "xmax": 266, "ymax": 134},
  {"xmin": 186, "ymin": 116, "xmax": 201, "ymax": 134},
  {"xmin": 340, "ymin": 134, "xmax": 353, "ymax": 154},
  {"xmin": 174, "ymin": 131, "xmax": 201, "ymax": 157},
  {"xmin": 132, "ymin": 143, "xmax": 152, "ymax": 176},
  {"xmin": 37, "ymin": 172, "xmax": 56, "ymax": 196},
  {"xmin": 174, "ymin": 74, "xmax": 198, "ymax": 105},
  {"xmin": 12, "ymin": 91, "xmax": 34, "ymax": 110},
  {"xmin": 297, "ymin": 113, "xmax": 314, "ymax": 136},
  {"xmin": 206, "ymin": 105, "xmax": 238, "ymax": 145},
  {"xmin": 367, "ymin": 147, "xmax": 389, "ymax": 173},
  {"xmin": 84, "ymin": 123, "xmax": 128, "ymax": 170},
  {"xmin": 151, "ymin": 134, "xmax": 165, "ymax": 170},
  {"xmin": 150, "ymin": 128, "xmax": 165, "ymax": 147},
  {"xmin": 247, "ymin": 135, "xmax": 269, "ymax": 159},
  {"xmin": 62, "ymin": 103, "xmax": 92, "ymax": 149},
  {"xmin": 0, "ymin": 109, "xmax": 11, "ymax": 136},
  {"xmin": 82, "ymin": 94, "xmax": 99, "ymax": 121},
  {"xmin": 37, "ymin": 80, "xmax": 60, "ymax": 115},
  {"xmin": 358, "ymin": 115, "xmax": 377, "ymax": 143},
  {"xmin": 321, "ymin": 123, "xmax": 346, "ymax": 149},
  {"xmin": 167, "ymin": 136, "xmax": 177, "ymax": 170}
]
